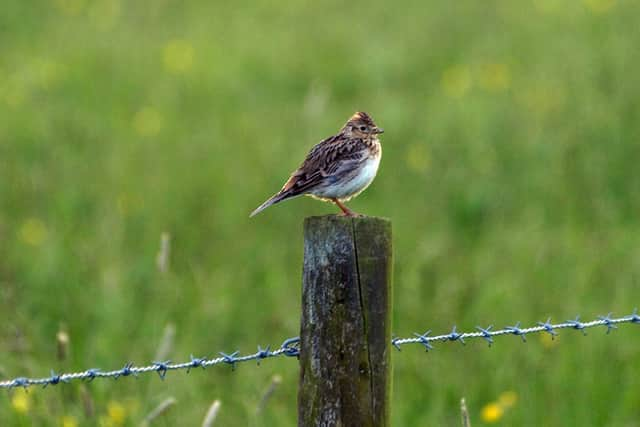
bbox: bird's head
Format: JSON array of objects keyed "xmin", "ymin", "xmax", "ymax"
[{"xmin": 342, "ymin": 112, "xmax": 384, "ymax": 137}]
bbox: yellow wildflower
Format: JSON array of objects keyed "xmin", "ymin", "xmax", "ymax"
[
  {"xmin": 441, "ymin": 65, "xmax": 472, "ymax": 99},
  {"xmin": 132, "ymin": 107, "xmax": 163, "ymax": 136},
  {"xmin": 163, "ymin": 40, "xmax": 195, "ymax": 74},
  {"xmin": 479, "ymin": 63, "xmax": 511, "ymax": 92},
  {"xmin": 540, "ymin": 330, "xmax": 559, "ymax": 349},
  {"xmin": 107, "ymin": 400, "xmax": 127, "ymax": 425},
  {"xmin": 498, "ymin": 391, "xmax": 518, "ymax": 408},
  {"xmin": 481, "ymin": 402, "xmax": 503, "ymax": 423},
  {"xmin": 61, "ymin": 415, "xmax": 79, "ymax": 427},
  {"xmin": 11, "ymin": 389, "xmax": 31, "ymax": 414},
  {"xmin": 19, "ymin": 218, "xmax": 48, "ymax": 246},
  {"xmin": 583, "ymin": 0, "xmax": 616, "ymax": 14},
  {"xmin": 406, "ymin": 144, "xmax": 431, "ymax": 173},
  {"xmin": 34, "ymin": 59, "xmax": 65, "ymax": 90}
]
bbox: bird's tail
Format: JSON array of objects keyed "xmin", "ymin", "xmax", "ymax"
[{"xmin": 250, "ymin": 191, "xmax": 297, "ymax": 217}]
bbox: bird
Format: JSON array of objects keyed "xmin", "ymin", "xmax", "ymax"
[{"xmin": 250, "ymin": 111, "xmax": 383, "ymax": 217}]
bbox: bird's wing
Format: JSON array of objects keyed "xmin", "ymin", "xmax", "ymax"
[{"xmin": 279, "ymin": 135, "xmax": 369, "ymax": 196}]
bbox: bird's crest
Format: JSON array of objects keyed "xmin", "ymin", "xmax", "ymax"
[{"xmin": 347, "ymin": 111, "xmax": 376, "ymax": 126}]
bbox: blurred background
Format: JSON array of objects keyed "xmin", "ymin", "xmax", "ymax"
[{"xmin": 1, "ymin": 0, "xmax": 639, "ymax": 425}]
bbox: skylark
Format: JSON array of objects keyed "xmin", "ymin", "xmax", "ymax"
[{"xmin": 250, "ymin": 111, "xmax": 383, "ymax": 217}]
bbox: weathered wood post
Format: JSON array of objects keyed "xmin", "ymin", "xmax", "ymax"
[{"xmin": 298, "ymin": 215, "xmax": 392, "ymax": 427}]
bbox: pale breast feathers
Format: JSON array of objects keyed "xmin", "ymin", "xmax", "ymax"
[{"xmin": 281, "ymin": 136, "xmax": 369, "ymax": 194}]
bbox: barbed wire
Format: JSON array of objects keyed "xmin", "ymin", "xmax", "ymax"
[
  {"xmin": 0, "ymin": 337, "xmax": 301, "ymax": 390},
  {"xmin": 1, "ymin": 310, "xmax": 638, "ymax": 390},
  {"xmin": 391, "ymin": 309, "xmax": 639, "ymax": 350}
]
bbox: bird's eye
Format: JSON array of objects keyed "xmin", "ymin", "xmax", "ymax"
[{"xmin": 359, "ymin": 126, "xmax": 367, "ymax": 131}]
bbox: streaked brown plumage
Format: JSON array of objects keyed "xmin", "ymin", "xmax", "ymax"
[{"xmin": 250, "ymin": 111, "xmax": 383, "ymax": 217}]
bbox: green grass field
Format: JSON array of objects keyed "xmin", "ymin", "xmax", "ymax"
[{"xmin": 1, "ymin": 0, "xmax": 640, "ymax": 425}]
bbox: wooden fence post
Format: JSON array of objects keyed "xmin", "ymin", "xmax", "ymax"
[{"xmin": 298, "ymin": 215, "xmax": 392, "ymax": 427}]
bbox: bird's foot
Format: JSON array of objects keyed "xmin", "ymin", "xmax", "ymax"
[
  {"xmin": 337, "ymin": 211, "xmax": 363, "ymax": 217},
  {"xmin": 332, "ymin": 199, "xmax": 362, "ymax": 217}
]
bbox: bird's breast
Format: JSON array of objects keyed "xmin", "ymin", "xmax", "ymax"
[{"xmin": 312, "ymin": 143, "xmax": 381, "ymax": 200}]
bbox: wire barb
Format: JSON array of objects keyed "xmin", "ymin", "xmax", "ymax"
[
  {"xmin": 219, "ymin": 351, "xmax": 239, "ymax": 370},
  {"xmin": 0, "ymin": 311, "xmax": 637, "ymax": 389},
  {"xmin": 567, "ymin": 316, "xmax": 587, "ymax": 335},
  {"xmin": 537, "ymin": 318, "xmax": 557, "ymax": 339},
  {"xmin": 413, "ymin": 331, "xmax": 433, "ymax": 351},
  {"xmin": 447, "ymin": 326, "xmax": 465, "ymax": 345},
  {"xmin": 85, "ymin": 369, "xmax": 101, "ymax": 382},
  {"xmin": 597, "ymin": 313, "xmax": 617, "ymax": 334},
  {"xmin": 476, "ymin": 325, "xmax": 494, "ymax": 346},
  {"xmin": 152, "ymin": 361, "xmax": 171, "ymax": 380},
  {"xmin": 505, "ymin": 322, "xmax": 527, "ymax": 342},
  {"xmin": 187, "ymin": 355, "xmax": 205, "ymax": 373},
  {"xmin": 391, "ymin": 336, "xmax": 402, "ymax": 351}
]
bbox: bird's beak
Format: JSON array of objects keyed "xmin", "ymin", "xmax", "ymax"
[{"xmin": 374, "ymin": 127, "xmax": 384, "ymax": 134}]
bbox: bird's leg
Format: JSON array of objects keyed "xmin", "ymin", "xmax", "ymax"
[{"xmin": 332, "ymin": 198, "xmax": 360, "ymax": 217}]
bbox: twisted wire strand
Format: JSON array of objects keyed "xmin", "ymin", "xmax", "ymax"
[
  {"xmin": 1, "ymin": 310, "xmax": 638, "ymax": 389},
  {"xmin": 0, "ymin": 337, "xmax": 301, "ymax": 389},
  {"xmin": 391, "ymin": 310, "xmax": 639, "ymax": 350}
]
